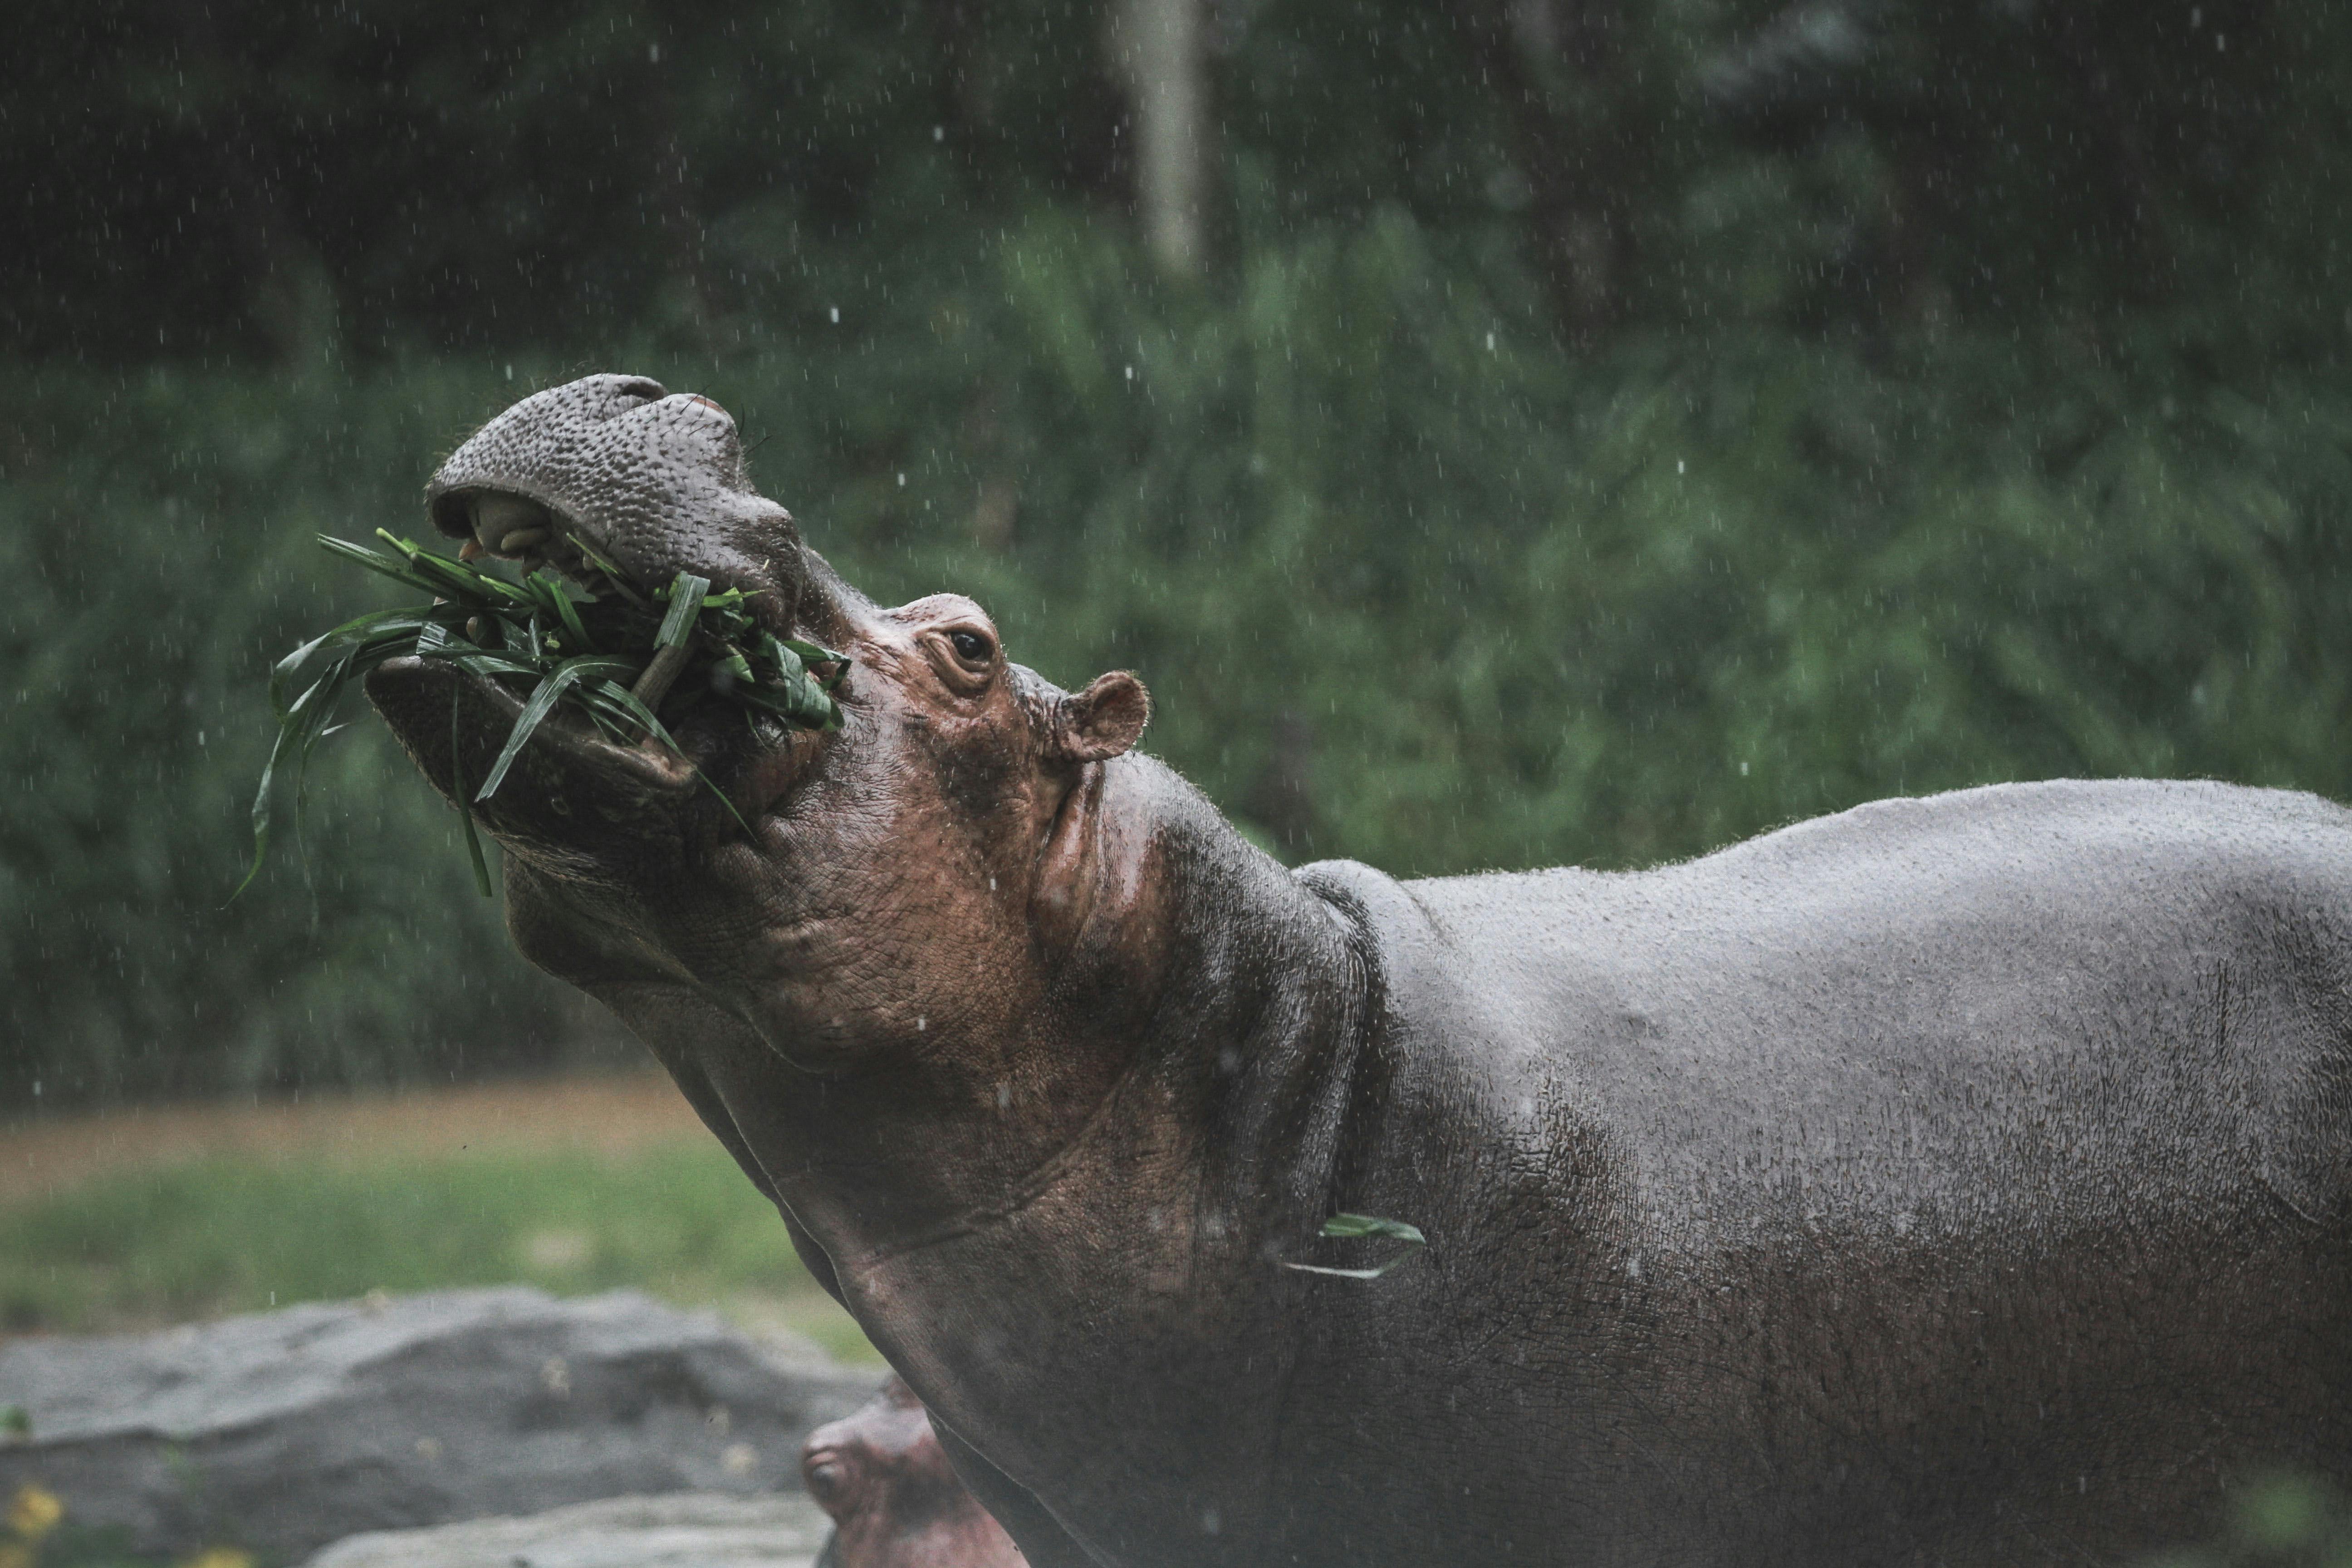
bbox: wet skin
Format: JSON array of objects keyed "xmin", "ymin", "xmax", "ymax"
[{"xmin": 368, "ymin": 375, "xmax": 2352, "ymax": 1567}]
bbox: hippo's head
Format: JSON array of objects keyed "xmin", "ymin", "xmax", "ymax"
[
  {"xmin": 363, "ymin": 375, "xmax": 1153, "ymax": 1090},
  {"xmin": 802, "ymin": 1377, "xmax": 1028, "ymax": 1568}
]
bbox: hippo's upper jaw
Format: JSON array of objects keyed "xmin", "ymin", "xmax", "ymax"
[
  {"xmin": 423, "ymin": 373, "xmax": 810, "ymax": 633},
  {"xmin": 360, "ymin": 374, "xmax": 847, "ymax": 867}
]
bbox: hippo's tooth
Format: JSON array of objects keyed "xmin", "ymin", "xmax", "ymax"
[
  {"xmin": 458, "ymin": 539, "xmax": 485, "ymax": 563},
  {"xmin": 497, "ymin": 526, "xmax": 551, "ymax": 554},
  {"xmin": 470, "ymin": 494, "xmax": 550, "ymax": 552}
]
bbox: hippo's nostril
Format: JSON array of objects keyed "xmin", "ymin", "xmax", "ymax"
[{"xmin": 612, "ymin": 377, "xmax": 666, "ymax": 406}]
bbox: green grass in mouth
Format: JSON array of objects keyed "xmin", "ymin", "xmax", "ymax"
[{"xmin": 241, "ymin": 529, "xmax": 848, "ymax": 897}]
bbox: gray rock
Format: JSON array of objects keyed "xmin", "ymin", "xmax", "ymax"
[
  {"xmin": 302, "ymin": 1491, "xmax": 834, "ymax": 1568},
  {"xmin": 0, "ymin": 1288, "xmax": 877, "ymax": 1563}
]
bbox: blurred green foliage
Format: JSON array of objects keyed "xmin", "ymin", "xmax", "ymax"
[{"xmin": 3, "ymin": 0, "xmax": 2351, "ymax": 1106}]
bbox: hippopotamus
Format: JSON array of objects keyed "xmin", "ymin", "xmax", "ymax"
[
  {"xmin": 365, "ymin": 373, "xmax": 2352, "ymax": 1567},
  {"xmin": 804, "ymin": 1376, "xmax": 1028, "ymax": 1568}
]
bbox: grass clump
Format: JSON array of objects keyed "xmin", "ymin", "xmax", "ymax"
[{"xmin": 242, "ymin": 529, "xmax": 847, "ymax": 896}]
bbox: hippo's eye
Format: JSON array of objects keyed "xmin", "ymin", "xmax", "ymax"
[{"xmin": 949, "ymin": 629, "xmax": 993, "ymax": 665}]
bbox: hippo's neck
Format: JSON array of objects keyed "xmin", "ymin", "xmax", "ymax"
[{"xmin": 703, "ymin": 752, "xmax": 1372, "ymax": 1277}]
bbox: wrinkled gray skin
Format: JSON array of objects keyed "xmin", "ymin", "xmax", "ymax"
[{"xmin": 368, "ymin": 376, "xmax": 2352, "ymax": 1568}]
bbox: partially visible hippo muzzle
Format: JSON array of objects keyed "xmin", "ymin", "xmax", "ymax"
[
  {"xmin": 422, "ymin": 373, "xmax": 810, "ymax": 627},
  {"xmin": 364, "ymin": 372, "xmax": 833, "ymax": 869}
]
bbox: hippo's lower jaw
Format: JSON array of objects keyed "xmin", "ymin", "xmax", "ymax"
[{"xmin": 364, "ymin": 653, "xmax": 705, "ymax": 871}]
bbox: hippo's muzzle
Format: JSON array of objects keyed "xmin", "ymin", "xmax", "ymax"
[
  {"xmin": 423, "ymin": 373, "xmax": 810, "ymax": 632},
  {"xmin": 364, "ymin": 372, "xmax": 831, "ymax": 867}
]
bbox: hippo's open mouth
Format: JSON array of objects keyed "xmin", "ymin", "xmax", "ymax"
[{"xmin": 363, "ymin": 373, "xmax": 834, "ymax": 859}]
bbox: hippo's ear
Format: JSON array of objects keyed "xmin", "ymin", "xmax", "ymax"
[{"xmin": 1049, "ymin": 672, "xmax": 1151, "ymax": 764}]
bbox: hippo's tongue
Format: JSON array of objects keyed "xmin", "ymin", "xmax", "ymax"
[{"xmin": 424, "ymin": 373, "xmax": 808, "ymax": 633}]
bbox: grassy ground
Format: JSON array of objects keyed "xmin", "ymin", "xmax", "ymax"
[{"xmin": 0, "ymin": 1075, "xmax": 878, "ymax": 1364}]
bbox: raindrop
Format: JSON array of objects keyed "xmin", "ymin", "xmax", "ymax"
[
  {"xmin": 648, "ymin": 42, "xmax": 661, "ymax": 64},
  {"xmin": 1677, "ymin": 460, "xmax": 1686, "ymax": 475},
  {"xmin": 933, "ymin": 125, "xmax": 945, "ymax": 142},
  {"xmin": 1125, "ymin": 364, "xmax": 1135, "ymax": 381},
  {"xmin": 897, "ymin": 472, "xmax": 906, "ymax": 486},
  {"xmin": 1485, "ymin": 332, "xmax": 1495, "ymax": 351},
  {"xmin": 504, "ymin": 364, "xmax": 514, "ymax": 382},
  {"xmin": 828, "ymin": 307, "xmax": 839, "ymax": 323}
]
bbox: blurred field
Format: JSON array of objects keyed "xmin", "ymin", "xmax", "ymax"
[{"xmin": 0, "ymin": 1074, "xmax": 879, "ymax": 1363}]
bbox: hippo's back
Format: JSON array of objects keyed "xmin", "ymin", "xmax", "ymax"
[{"xmin": 1393, "ymin": 777, "xmax": 2352, "ymax": 1234}]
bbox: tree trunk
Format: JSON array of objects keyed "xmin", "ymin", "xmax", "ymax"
[{"xmin": 1113, "ymin": 0, "xmax": 1211, "ymax": 278}]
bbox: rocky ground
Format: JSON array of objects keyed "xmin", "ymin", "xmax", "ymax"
[{"xmin": 0, "ymin": 1287, "xmax": 879, "ymax": 1565}]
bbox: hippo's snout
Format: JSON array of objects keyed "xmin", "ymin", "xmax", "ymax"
[{"xmin": 425, "ymin": 372, "xmax": 810, "ymax": 635}]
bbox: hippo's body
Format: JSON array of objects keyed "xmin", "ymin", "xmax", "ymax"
[
  {"xmin": 366, "ymin": 377, "xmax": 2352, "ymax": 1568},
  {"xmin": 801, "ymin": 775, "xmax": 2352, "ymax": 1567}
]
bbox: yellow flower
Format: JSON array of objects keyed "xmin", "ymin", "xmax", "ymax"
[
  {"xmin": 180, "ymin": 1550, "xmax": 255, "ymax": 1568},
  {"xmin": 5, "ymin": 1485, "xmax": 61, "ymax": 1541}
]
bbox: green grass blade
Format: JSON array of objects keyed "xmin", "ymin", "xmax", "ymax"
[
  {"xmin": 472, "ymin": 655, "xmax": 625, "ymax": 802},
  {"xmin": 1318, "ymin": 1213, "xmax": 1426, "ymax": 1245},
  {"xmin": 533, "ymin": 570, "xmax": 596, "ymax": 653},
  {"xmin": 270, "ymin": 608, "xmax": 433, "ymax": 716},
  {"xmin": 317, "ymin": 535, "xmax": 445, "ymax": 597},
  {"xmin": 568, "ymin": 534, "xmax": 651, "ymax": 607},
  {"xmin": 656, "ymin": 572, "xmax": 711, "ymax": 650},
  {"xmin": 374, "ymin": 529, "xmax": 530, "ymax": 604},
  {"xmin": 233, "ymin": 682, "xmax": 318, "ymax": 900},
  {"xmin": 694, "ymin": 766, "xmax": 756, "ymax": 839},
  {"xmin": 587, "ymin": 680, "xmax": 681, "ymax": 751},
  {"xmin": 450, "ymin": 691, "xmax": 494, "ymax": 899},
  {"xmin": 1279, "ymin": 1213, "xmax": 1427, "ymax": 1281}
]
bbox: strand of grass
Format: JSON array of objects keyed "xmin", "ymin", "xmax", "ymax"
[
  {"xmin": 315, "ymin": 535, "xmax": 446, "ymax": 598},
  {"xmin": 584, "ymin": 680, "xmax": 681, "ymax": 750},
  {"xmin": 450, "ymin": 691, "xmax": 494, "ymax": 898},
  {"xmin": 374, "ymin": 529, "xmax": 532, "ymax": 604},
  {"xmin": 288, "ymin": 653, "xmax": 366, "ymax": 890},
  {"xmin": 475, "ymin": 654, "xmax": 639, "ymax": 802},
  {"xmin": 629, "ymin": 571, "xmax": 709, "ymax": 711},
  {"xmin": 531, "ymin": 569, "xmax": 597, "ymax": 653},
  {"xmin": 568, "ymin": 533, "xmax": 652, "ymax": 608},
  {"xmin": 1281, "ymin": 1213, "xmax": 1427, "ymax": 1280},
  {"xmin": 268, "ymin": 607, "xmax": 437, "ymax": 717},
  {"xmin": 234, "ymin": 674, "xmax": 334, "ymax": 900},
  {"xmin": 574, "ymin": 678, "xmax": 755, "ymax": 838}
]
